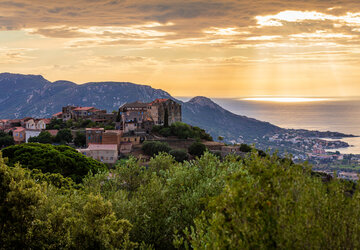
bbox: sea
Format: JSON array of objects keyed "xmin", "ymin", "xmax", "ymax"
[{"xmin": 180, "ymin": 96, "xmax": 360, "ymax": 155}]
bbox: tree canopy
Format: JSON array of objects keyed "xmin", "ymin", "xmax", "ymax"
[
  {"xmin": 2, "ymin": 147, "xmax": 360, "ymax": 249},
  {"xmin": 2, "ymin": 143, "xmax": 106, "ymax": 183}
]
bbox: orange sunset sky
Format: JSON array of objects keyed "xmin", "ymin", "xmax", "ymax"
[{"xmin": 1, "ymin": 0, "xmax": 360, "ymax": 97}]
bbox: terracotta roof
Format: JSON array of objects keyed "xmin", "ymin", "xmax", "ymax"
[
  {"xmin": 73, "ymin": 107, "xmax": 97, "ymax": 111},
  {"xmin": 120, "ymin": 101, "xmax": 148, "ymax": 109},
  {"xmin": 42, "ymin": 118, "xmax": 51, "ymax": 124},
  {"xmin": 88, "ymin": 144, "xmax": 117, "ymax": 151},
  {"xmin": 13, "ymin": 127, "xmax": 25, "ymax": 132},
  {"xmin": 21, "ymin": 117, "xmax": 33, "ymax": 122},
  {"xmin": 150, "ymin": 98, "xmax": 169, "ymax": 104},
  {"xmin": 47, "ymin": 129, "xmax": 59, "ymax": 136},
  {"xmin": 10, "ymin": 119, "xmax": 21, "ymax": 123},
  {"xmin": 86, "ymin": 127, "xmax": 105, "ymax": 131},
  {"xmin": 52, "ymin": 112, "xmax": 62, "ymax": 117}
]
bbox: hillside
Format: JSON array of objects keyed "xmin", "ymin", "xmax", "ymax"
[{"xmin": 0, "ymin": 73, "xmax": 291, "ymax": 142}]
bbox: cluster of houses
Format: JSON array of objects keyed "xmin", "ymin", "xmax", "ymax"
[
  {"xmin": 55, "ymin": 98, "xmax": 183, "ymax": 164},
  {"xmin": 0, "ymin": 118, "xmax": 54, "ymax": 144}
]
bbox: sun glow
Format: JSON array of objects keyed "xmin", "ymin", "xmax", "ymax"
[{"xmin": 242, "ymin": 97, "xmax": 331, "ymax": 103}]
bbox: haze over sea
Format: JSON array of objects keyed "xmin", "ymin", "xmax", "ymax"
[{"xmin": 181, "ymin": 97, "xmax": 360, "ymax": 155}]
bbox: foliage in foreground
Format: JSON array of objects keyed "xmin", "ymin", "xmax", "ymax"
[
  {"xmin": 2, "ymin": 143, "xmax": 106, "ymax": 183},
  {"xmin": 2, "ymin": 149, "xmax": 360, "ymax": 249},
  {"xmin": 0, "ymin": 154, "xmax": 135, "ymax": 249}
]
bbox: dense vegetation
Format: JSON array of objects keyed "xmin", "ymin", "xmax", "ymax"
[
  {"xmin": 152, "ymin": 122, "xmax": 213, "ymax": 141},
  {"xmin": 141, "ymin": 141, "xmax": 171, "ymax": 156},
  {"xmin": 2, "ymin": 143, "xmax": 106, "ymax": 183},
  {"xmin": 47, "ymin": 118, "xmax": 115, "ymax": 130},
  {"xmin": 2, "ymin": 147, "xmax": 360, "ymax": 249},
  {"xmin": 0, "ymin": 131, "xmax": 14, "ymax": 148}
]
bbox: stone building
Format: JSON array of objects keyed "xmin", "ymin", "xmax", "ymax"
[
  {"xmin": 55, "ymin": 106, "xmax": 116, "ymax": 123},
  {"xmin": 117, "ymin": 98, "xmax": 182, "ymax": 133},
  {"xmin": 148, "ymin": 99, "xmax": 182, "ymax": 126},
  {"xmin": 85, "ymin": 128, "xmax": 104, "ymax": 146}
]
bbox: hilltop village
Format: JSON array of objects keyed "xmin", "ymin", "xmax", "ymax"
[
  {"xmin": 0, "ymin": 98, "xmax": 359, "ymax": 179},
  {"xmin": 0, "ymin": 98, "xmax": 239, "ymax": 164}
]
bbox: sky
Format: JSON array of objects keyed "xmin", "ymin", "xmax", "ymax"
[{"xmin": 1, "ymin": 0, "xmax": 360, "ymax": 97}]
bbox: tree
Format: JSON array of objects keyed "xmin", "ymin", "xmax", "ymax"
[
  {"xmin": 218, "ymin": 136, "xmax": 224, "ymax": 142},
  {"xmin": 164, "ymin": 108, "xmax": 169, "ymax": 127},
  {"xmin": 74, "ymin": 131, "xmax": 86, "ymax": 147},
  {"xmin": 54, "ymin": 129, "xmax": 73, "ymax": 144},
  {"xmin": 2, "ymin": 143, "xmax": 107, "ymax": 183},
  {"xmin": 188, "ymin": 142, "xmax": 207, "ymax": 157},
  {"xmin": 0, "ymin": 131, "xmax": 14, "ymax": 148},
  {"xmin": 169, "ymin": 149, "xmax": 189, "ymax": 162},
  {"xmin": 239, "ymin": 143, "xmax": 252, "ymax": 152},
  {"xmin": 188, "ymin": 153, "xmax": 360, "ymax": 249},
  {"xmin": 141, "ymin": 141, "xmax": 171, "ymax": 156},
  {"xmin": 28, "ymin": 131, "xmax": 54, "ymax": 144}
]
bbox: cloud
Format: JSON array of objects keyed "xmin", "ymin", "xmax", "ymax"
[{"xmin": 0, "ymin": 47, "xmax": 34, "ymax": 64}]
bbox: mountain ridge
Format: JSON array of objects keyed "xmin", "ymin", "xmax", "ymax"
[{"xmin": 0, "ymin": 73, "xmax": 289, "ymax": 143}]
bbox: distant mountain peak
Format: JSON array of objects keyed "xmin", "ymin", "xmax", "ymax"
[
  {"xmin": 0, "ymin": 72, "xmax": 46, "ymax": 81},
  {"xmin": 187, "ymin": 96, "xmax": 222, "ymax": 110}
]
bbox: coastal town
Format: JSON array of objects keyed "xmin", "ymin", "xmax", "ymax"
[{"xmin": 0, "ymin": 98, "xmax": 359, "ymax": 179}]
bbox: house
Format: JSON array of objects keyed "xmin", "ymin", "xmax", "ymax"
[
  {"xmin": 119, "ymin": 142, "xmax": 132, "ymax": 154},
  {"xmin": 0, "ymin": 119, "xmax": 10, "ymax": 129},
  {"xmin": 86, "ymin": 128, "xmax": 104, "ymax": 146},
  {"xmin": 9, "ymin": 119, "xmax": 22, "ymax": 128},
  {"xmin": 78, "ymin": 144, "xmax": 118, "ymax": 164},
  {"xmin": 13, "ymin": 127, "xmax": 26, "ymax": 144},
  {"xmin": 58, "ymin": 106, "xmax": 116, "ymax": 122},
  {"xmin": 102, "ymin": 130, "xmax": 122, "ymax": 149},
  {"xmin": 25, "ymin": 118, "xmax": 50, "ymax": 130},
  {"xmin": 25, "ymin": 130, "xmax": 41, "ymax": 143}
]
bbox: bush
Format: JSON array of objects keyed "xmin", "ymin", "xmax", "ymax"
[
  {"xmin": 74, "ymin": 131, "xmax": 86, "ymax": 147},
  {"xmin": 159, "ymin": 127, "xmax": 172, "ymax": 137},
  {"xmin": 28, "ymin": 131, "xmax": 54, "ymax": 144},
  {"xmin": 0, "ymin": 131, "xmax": 14, "ymax": 148},
  {"xmin": 2, "ymin": 143, "xmax": 107, "ymax": 183},
  {"xmin": 188, "ymin": 142, "xmax": 207, "ymax": 157},
  {"xmin": 54, "ymin": 129, "xmax": 73, "ymax": 144},
  {"xmin": 141, "ymin": 141, "xmax": 171, "ymax": 156},
  {"xmin": 152, "ymin": 122, "xmax": 213, "ymax": 141},
  {"xmin": 239, "ymin": 143, "xmax": 252, "ymax": 152},
  {"xmin": 170, "ymin": 149, "xmax": 189, "ymax": 162}
]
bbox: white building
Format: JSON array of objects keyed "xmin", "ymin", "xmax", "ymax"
[
  {"xmin": 25, "ymin": 130, "xmax": 41, "ymax": 143},
  {"xmin": 78, "ymin": 144, "xmax": 118, "ymax": 164}
]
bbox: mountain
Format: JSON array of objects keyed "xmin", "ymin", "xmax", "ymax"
[
  {"xmin": 0, "ymin": 73, "xmax": 283, "ymax": 142},
  {"xmin": 182, "ymin": 96, "xmax": 283, "ymax": 142}
]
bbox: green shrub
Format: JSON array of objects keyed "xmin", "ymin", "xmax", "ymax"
[
  {"xmin": 54, "ymin": 129, "xmax": 73, "ymax": 144},
  {"xmin": 159, "ymin": 127, "xmax": 171, "ymax": 137},
  {"xmin": 239, "ymin": 143, "xmax": 252, "ymax": 152},
  {"xmin": 0, "ymin": 131, "xmax": 14, "ymax": 148},
  {"xmin": 188, "ymin": 142, "xmax": 207, "ymax": 157},
  {"xmin": 169, "ymin": 149, "xmax": 189, "ymax": 162},
  {"xmin": 141, "ymin": 141, "xmax": 171, "ymax": 156},
  {"xmin": 74, "ymin": 131, "xmax": 86, "ymax": 147}
]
